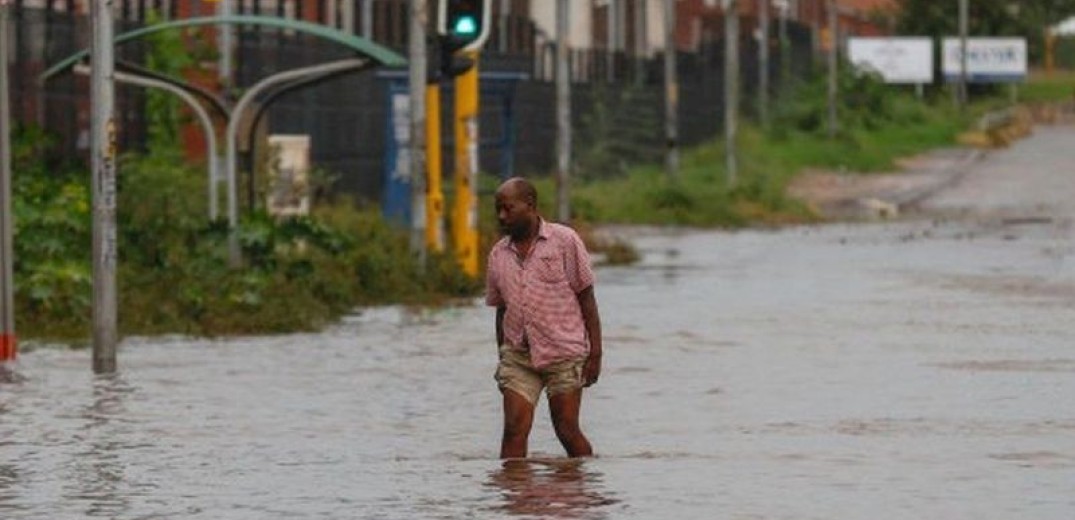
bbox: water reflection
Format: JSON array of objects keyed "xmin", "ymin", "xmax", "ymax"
[
  {"xmin": 72, "ymin": 374, "xmax": 136, "ymax": 518},
  {"xmin": 486, "ymin": 458, "xmax": 618, "ymax": 519}
]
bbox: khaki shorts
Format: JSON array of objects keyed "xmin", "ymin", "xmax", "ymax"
[{"xmin": 495, "ymin": 344, "xmax": 585, "ymax": 405}]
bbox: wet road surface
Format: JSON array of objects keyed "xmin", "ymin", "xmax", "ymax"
[{"xmin": 2, "ymin": 127, "xmax": 1074, "ymax": 519}]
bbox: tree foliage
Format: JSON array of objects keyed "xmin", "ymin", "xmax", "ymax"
[{"xmin": 893, "ymin": 0, "xmax": 1075, "ymax": 62}]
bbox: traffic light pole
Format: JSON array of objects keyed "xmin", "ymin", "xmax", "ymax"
[
  {"xmin": 452, "ymin": 51, "xmax": 480, "ymax": 277},
  {"xmin": 426, "ymin": 82, "xmax": 444, "ymax": 252}
]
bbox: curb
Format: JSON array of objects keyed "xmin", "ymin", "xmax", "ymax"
[{"xmin": 882, "ymin": 148, "xmax": 986, "ymax": 211}]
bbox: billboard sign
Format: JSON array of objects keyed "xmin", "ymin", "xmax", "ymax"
[
  {"xmin": 942, "ymin": 38, "xmax": 1027, "ymax": 83},
  {"xmin": 848, "ymin": 37, "xmax": 934, "ymax": 84}
]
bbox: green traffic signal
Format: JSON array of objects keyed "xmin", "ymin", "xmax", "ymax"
[{"xmin": 452, "ymin": 15, "xmax": 478, "ymax": 36}]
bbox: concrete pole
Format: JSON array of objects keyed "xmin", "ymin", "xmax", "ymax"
[
  {"xmin": 91, "ymin": 0, "xmax": 118, "ymax": 374},
  {"xmin": 724, "ymin": 0, "xmax": 738, "ymax": 186},
  {"xmin": 758, "ymin": 0, "xmax": 769, "ymax": 128},
  {"xmin": 958, "ymin": 0, "xmax": 968, "ymax": 109},
  {"xmin": 826, "ymin": 0, "xmax": 838, "ymax": 139},
  {"xmin": 663, "ymin": 0, "xmax": 679, "ymax": 180},
  {"xmin": 408, "ymin": 0, "xmax": 427, "ymax": 264},
  {"xmin": 555, "ymin": 0, "xmax": 571, "ymax": 222},
  {"xmin": 0, "ymin": 0, "xmax": 15, "ymax": 363}
]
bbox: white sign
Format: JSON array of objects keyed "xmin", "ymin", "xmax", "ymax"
[
  {"xmin": 267, "ymin": 135, "xmax": 311, "ymax": 217},
  {"xmin": 848, "ymin": 37, "xmax": 934, "ymax": 84},
  {"xmin": 942, "ymin": 38, "xmax": 1027, "ymax": 83}
]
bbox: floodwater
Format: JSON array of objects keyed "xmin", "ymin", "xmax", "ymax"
[{"xmin": 3, "ymin": 129, "xmax": 1075, "ymax": 519}]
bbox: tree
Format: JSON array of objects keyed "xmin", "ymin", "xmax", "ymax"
[{"xmin": 893, "ymin": 0, "xmax": 1075, "ymax": 63}]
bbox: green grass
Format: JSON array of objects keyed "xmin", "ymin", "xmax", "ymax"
[
  {"xmin": 564, "ymin": 94, "xmax": 971, "ymax": 228},
  {"xmin": 1020, "ymin": 70, "xmax": 1075, "ymax": 103}
]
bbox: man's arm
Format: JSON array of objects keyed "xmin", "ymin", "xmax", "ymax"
[
  {"xmin": 495, "ymin": 305, "xmax": 506, "ymax": 347},
  {"xmin": 577, "ymin": 285, "xmax": 602, "ymax": 386}
]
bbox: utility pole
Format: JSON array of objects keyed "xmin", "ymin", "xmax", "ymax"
[
  {"xmin": 663, "ymin": 0, "xmax": 679, "ymax": 180},
  {"xmin": 958, "ymin": 0, "xmax": 968, "ymax": 109},
  {"xmin": 408, "ymin": 0, "xmax": 428, "ymax": 265},
  {"xmin": 0, "ymin": 0, "xmax": 16, "ymax": 364},
  {"xmin": 724, "ymin": 0, "xmax": 739, "ymax": 186},
  {"xmin": 555, "ymin": 0, "xmax": 571, "ymax": 222},
  {"xmin": 91, "ymin": 0, "xmax": 118, "ymax": 374},
  {"xmin": 758, "ymin": 0, "xmax": 770, "ymax": 128},
  {"xmin": 826, "ymin": 0, "xmax": 838, "ymax": 139}
]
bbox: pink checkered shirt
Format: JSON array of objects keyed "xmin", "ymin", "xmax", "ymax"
[{"xmin": 485, "ymin": 220, "xmax": 595, "ymax": 369}]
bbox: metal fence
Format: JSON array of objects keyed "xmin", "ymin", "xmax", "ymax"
[{"xmin": 8, "ymin": 5, "xmax": 816, "ymax": 203}]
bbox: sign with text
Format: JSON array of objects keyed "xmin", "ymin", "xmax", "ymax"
[
  {"xmin": 848, "ymin": 37, "xmax": 934, "ymax": 84},
  {"xmin": 942, "ymin": 38, "xmax": 1027, "ymax": 83}
]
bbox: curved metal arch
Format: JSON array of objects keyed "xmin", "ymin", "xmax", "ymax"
[{"xmin": 40, "ymin": 15, "xmax": 407, "ymax": 83}]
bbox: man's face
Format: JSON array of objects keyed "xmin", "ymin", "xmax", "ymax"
[{"xmin": 495, "ymin": 190, "xmax": 534, "ymax": 239}]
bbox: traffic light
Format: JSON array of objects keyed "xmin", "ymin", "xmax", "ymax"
[
  {"xmin": 426, "ymin": 36, "xmax": 476, "ymax": 83},
  {"xmin": 437, "ymin": 0, "xmax": 491, "ymax": 53}
]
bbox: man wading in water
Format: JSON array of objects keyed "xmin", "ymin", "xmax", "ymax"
[{"xmin": 485, "ymin": 177, "xmax": 603, "ymax": 458}]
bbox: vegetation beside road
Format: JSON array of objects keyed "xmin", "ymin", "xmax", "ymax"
[
  {"xmin": 13, "ymin": 127, "xmax": 479, "ymax": 344},
  {"xmin": 563, "ymin": 68, "xmax": 974, "ymax": 228}
]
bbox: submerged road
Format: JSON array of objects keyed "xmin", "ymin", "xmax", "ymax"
[{"xmin": 1, "ymin": 126, "xmax": 1073, "ymax": 519}]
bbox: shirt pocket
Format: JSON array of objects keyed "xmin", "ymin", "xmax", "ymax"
[{"xmin": 534, "ymin": 254, "xmax": 567, "ymax": 284}]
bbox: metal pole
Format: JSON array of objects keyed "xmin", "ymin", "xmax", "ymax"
[
  {"xmin": 779, "ymin": 0, "xmax": 788, "ymax": 89},
  {"xmin": 635, "ymin": 0, "xmax": 648, "ymax": 84},
  {"xmin": 452, "ymin": 54, "xmax": 480, "ymax": 276},
  {"xmin": 958, "ymin": 0, "xmax": 968, "ymax": 109},
  {"xmin": 555, "ymin": 0, "xmax": 571, "ymax": 222},
  {"xmin": 362, "ymin": 0, "xmax": 373, "ymax": 39},
  {"xmin": 826, "ymin": 0, "xmax": 837, "ymax": 139},
  {"xmin": 663, "ymin": 0, "xmax": 678, "ymax": 180},
  {"xmin": 342, "ymin": 0, "xmax": 355, "ymax": 34},
  {"xmin": 0, "ymin": 0, "xmax": 16, "ymax": 364},
  {"xmin": 408, "ymin": 0, "xmax": 427, "ymax": 264},
  {"xmin": 91, "ymin": 0, "xmax": 118, "ymax": 374},
  {"xmin": 220, "ymin": 0, "xmax": 232, "ymax": 88},
  {"xmin": 724, "ymin": 0, "xmax": 738, "ymax": 186},
  {"xmin": 426, "ymin": 83, "xmax": 443, "ymax": 251},
  {"xmin": 499, "ymin": 0, "xmax": 509, "ymax": 52},
  {"xmin": 758, "ymin": 0, "xmax": 770, "ymax": 128},
  {"xmin": 225, "ymin": 59, "xmax": 368, "ymax": 268},
  {"xmin": 77, "ymin": 66, "xmax": 222, "ymax": 220}
]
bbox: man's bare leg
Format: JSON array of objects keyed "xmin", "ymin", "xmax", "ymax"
[
  {"xmin": 549, "ymin": 389, "xmax": 593, "ymax": 457},
  {"xmin": 501, "ymin": 389, "xmax": 536, "ymax": 459}
]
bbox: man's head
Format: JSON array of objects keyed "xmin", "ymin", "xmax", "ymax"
[{"xmin": 494, "ymin": 177, "xmax": 539, "ymax": 240}]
